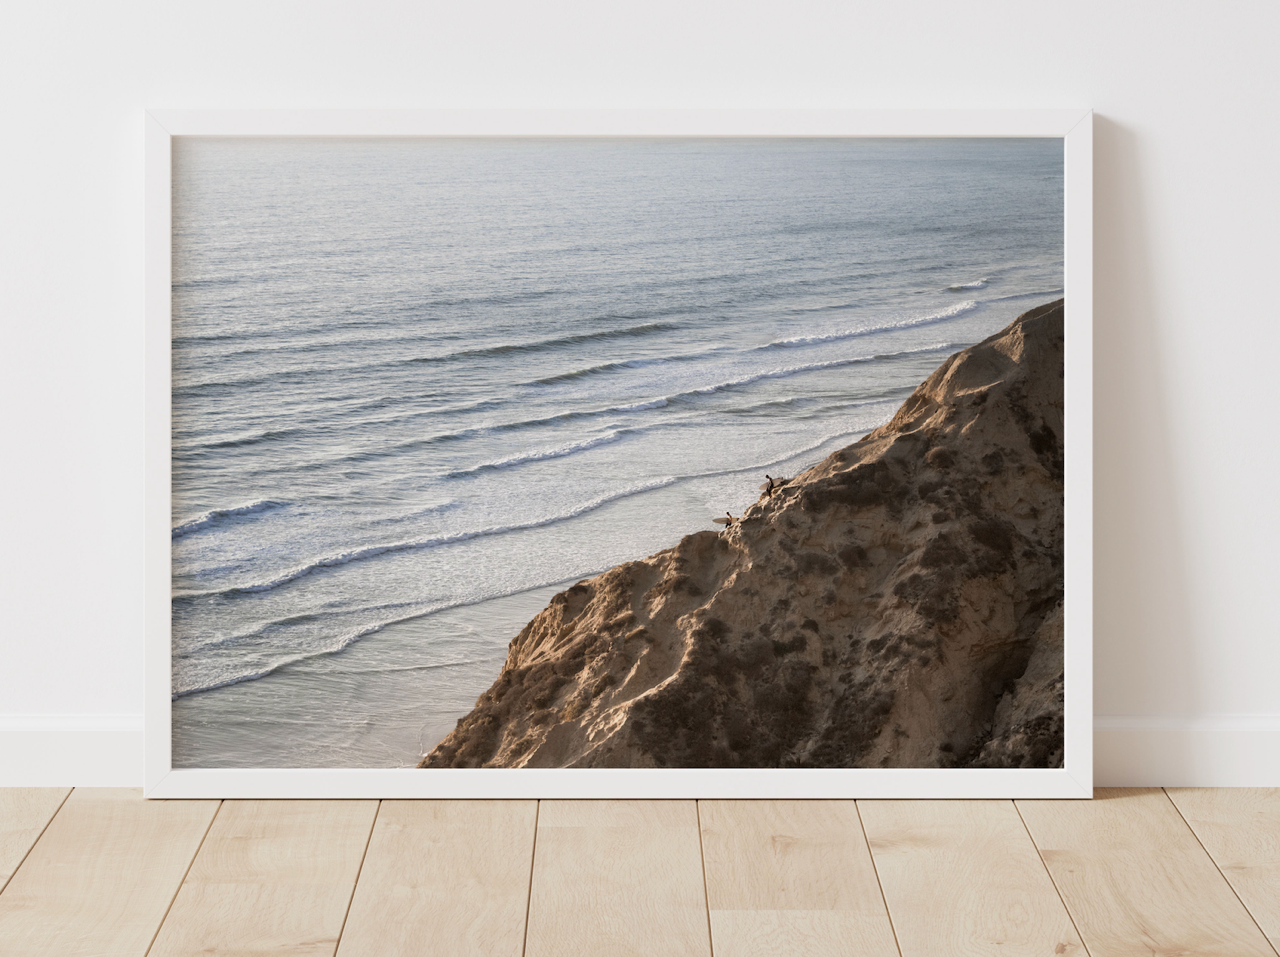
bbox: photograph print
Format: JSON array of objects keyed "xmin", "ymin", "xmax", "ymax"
[{"xmin": 170, "ymin": 135, "xmax": 1067, "ymax": 772}]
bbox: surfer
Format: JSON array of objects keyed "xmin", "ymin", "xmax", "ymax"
[{"xmin": 759, "ymin": 474, "xmax": 787, "ymax": 497}]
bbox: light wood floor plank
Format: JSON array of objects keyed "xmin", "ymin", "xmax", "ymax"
[
  {"xmin": 149, "ymin": 799, "xmax": 378, "ymax": 957},
  {"xmin": 336, "ymin": 800, "xmax": 538, "ymax": 957},
  {"xmin": 699, "ymin": 800, "xmax": 898, "ymax": 957},
  {"xmin": 0, "ymin": 787, "xmax": 70, "ymax": 892},
  {"xmin": 0, "ymin": 788, "xmax": 218, "ymax": 957},
  {"xmin": 1018, "ymin": 787, "xmax": 1276, "ymax": 957},
  {"xmin": 525, "ymin": 800, "xmax": 711, "ymax": 957},
  {"xmin": 858, "ymin": 799, "xmax": 1082, "ymax": 956},
  {"xmin": 1166, "ymin": 788, "xmax": 1280, "ymax": 950}
]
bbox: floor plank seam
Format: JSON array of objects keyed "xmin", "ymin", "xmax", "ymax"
[
  {"xmin": 333, "ymin": 800, "xmax": 382, "ymax": 957},
  {"xmin": 520, "ymin": 800, "xmax": 541, "ymax": 957},
  {"xmin": 142, "ymin": 798, "xmax": 223, "ymax": 957},
  {"xmin": 1012, "ymin": 800, "xmax": 1095, "ymax": 957},
  {"xmin": 853, "ymin": 801, "xmax": 906, "ymax": 957},
  {"xmin": 1161, "ymin": 789, "xmax": 1280, "ymax": 957},
  {"xmin": 0, "ymin": 787, "xmax": 73, "ymax": 898},
  {"xmin": 694, "ymin": 801, "xmax": 716, "ymax": 957}
]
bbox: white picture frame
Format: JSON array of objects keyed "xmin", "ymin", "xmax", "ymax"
[{"xmin": 145, "ymin": 109, "xmax": 1093, "ymax": 798}]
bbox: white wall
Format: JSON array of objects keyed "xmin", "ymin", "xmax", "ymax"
[{"xmin": 2, "ymin": 1, "xmax": 1276, "ymax": 786}]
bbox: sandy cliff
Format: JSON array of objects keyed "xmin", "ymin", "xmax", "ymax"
[{"xmin": 421, "ymin": 299, "xmax": 1066, "ymax": 769}]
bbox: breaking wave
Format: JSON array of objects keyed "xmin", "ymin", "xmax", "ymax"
[
  {"xmin": 172, "ymin": 477, "xmax": 678, "ymax": 601},
  {"xmin": 770, "ymin": 301, "xmax": 979, "ymax": 348},
  {"xmin": 172, "ymin": 501, "xmax": 287, "ymax": 540}
]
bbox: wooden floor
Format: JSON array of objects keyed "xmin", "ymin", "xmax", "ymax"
[{"xmin": 0, "ymin": 789, "xmax": 1276, "ymax": 956}]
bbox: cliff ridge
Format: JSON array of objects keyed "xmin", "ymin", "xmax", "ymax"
[{"xmin": 421, "ymin": 299, "xmax": 1066, "ymax": 769}]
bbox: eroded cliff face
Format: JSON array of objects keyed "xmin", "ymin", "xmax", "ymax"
[{"xmin": 421, "ymin": 299, "xmax": 1066, "ymax": 770}]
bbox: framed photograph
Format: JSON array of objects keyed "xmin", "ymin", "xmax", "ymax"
[{"xmin": 145, "ymin": 110, "xmax": 1092, "ymax": 798}]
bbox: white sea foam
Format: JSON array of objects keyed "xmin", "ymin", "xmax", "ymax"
[
  {"xmin": 989, "ymin": 287, "xmax": 1064, "ymax": 304},
  {"xmin": 448, "ymin": 430, "xmax": 632, "ymax": 477},
  {"xmin": 611, "ymin": 397, "xmax": 669, "ymax": 413},
  {"xmin": 669, "ymin": 342, "xmax": 966, "ymax": 401},
  {"xmin": 171, "ymin": 613, "xmax": 440, "ymax": 698},
  {"xmin": 173, "ymin": 570, "xmax": 632, "ymax": 698},
  {"xmin": 770, "ymin": 301, "xmax": 979, "ymax": 348},
  {"xmin": 172, "ymin": 500, "xmax": 286, "ymax": 539},
  {"xmin": 947, "ymin": 278, "xmax": 991, "ymax": 290},
  {"xmin": 531, "ymin": 355, "xmax": 674, "ymax": 386},
  {"xmin": 181, "ymin": 598, "xmax": 440, "ymax": 655},
  {"xmin": 174, "ymin": 477, "xmax": 679, "ymax": 601},
  {"xmin": 672, "ymin": 404, "xmax": 899, "ymax": 488},
  {"xmin": 362, "ymin": 500, "xmax": 460, "ymax": 527}
]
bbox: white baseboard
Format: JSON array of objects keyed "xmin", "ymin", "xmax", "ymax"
[
  {"xmin": 2, "ymin": 713, "xmax": 1278, "ymax": 788},
  {"xmin": 1094, "ymin": 715, "xmax": 1280, "ymax": 786},
  {"xmin": 0, "ymin": 715, "xmax": 144, "ymax": 787}
]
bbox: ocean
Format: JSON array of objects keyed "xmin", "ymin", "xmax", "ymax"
[{"xmin": 170, "ymin": 137, "xmax": 1063, "ymax": 768}]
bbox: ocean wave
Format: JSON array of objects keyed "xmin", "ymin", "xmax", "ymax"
[
  {"xmin": 172, "ymin": 477, "xmax": 678, "ymax": 601},
  {"xmin": 768, "ymin": 301, "xmax": 979, "ymax": 348},
  {"xmin": 178, "ymin": 598, "xmax": 440, "ymax": 655},
  {"xmin": 176, "ymin": 329, "xmax": 455, "ymax": 366},
  {"xmin": 672, "ymin": 341, "xmax": 966, "ymax": 398},
  {"xmin": 612, "ymin": 397, "xmax": 669, "ymax": 413},
  {"xmin": 786, "ymin": 300, "xmax": 863, "ymax": 314},
  {"xmin": 259, "ymin": 342, "xmax": 960, "ymax": 477},
  {"xmin": 512, "ymin": 344, "xmax": 954, "ymax": 428},
  {"xmin": 988, "ymin": 287, "xmax": 1064, "ymax": 304},
  {"xmin": 175, "ymin": 428, "xmax": 306, "ymax": 455},
  {"xmin": 172, "ymin": 570, "xmax": 604, "ymax": 698},
  {"xmin": 174, "ymin": 322, "xmax": 682, "ymax": 397},
  {"xmin": 574, "ymin": 409, "xmax": 898, "ymax": 497},
  {"xmin": 532, "ymin": 355, "xmax": 673, "ymax": 385},
  {"xmin": 446, "ymin": 430, "xmax": 634, "ymax": 478},
  {"xmin": 172, "ymin": 500, "xmax": 287, "ymax": 540},
  {"xmin": 172, "ymin": 410, "xmax": 913, "ymax": 698},
  {"xmin": 322, "ymin": 395, "xmax": 506, "ymax": 434},
  {"xmin": 174, "ymin": 362, "xmax": 378, "ymax": 399},
  {"xmin": 518, "ymin": 312, "xmax": 966, "ymax": 393},
  {"xmin": 303, "ymin": 396, "xmax": 673, "ymax": 470},
  {"xmin": 726, "ymin": 388, "xmax": 911, "ymax": 422},
  {"xmin": 755, "ymin": 422, "xmax": 889, "ymax": 472},
  {"xmin": 450, "ymin": 384, "xmax": 917, "ymax": 481},
  {"xmin": 171, "ymin": 328, "xmax": 274, "ymax": 346},
  {"xmin": 947, "ymin": 278, "xmax": 991, "ymax": 291},
  {"xmin": 171, "ymin": 615, "xmax": 400, "ymax": 698},
  {"xmin": 173, "ymin": 604, "xmax": 487, "ymax": 697},
  {"xmin": 361, "ymin": 500, "xmax": 461, "ymax": 527},
  {"xmin": 405, "ymin": 322, "xmax": 678, "ymax": 365},
  {"xmin": 172, "ymin": 303, "xmax": 686, "ymax": 356}
]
